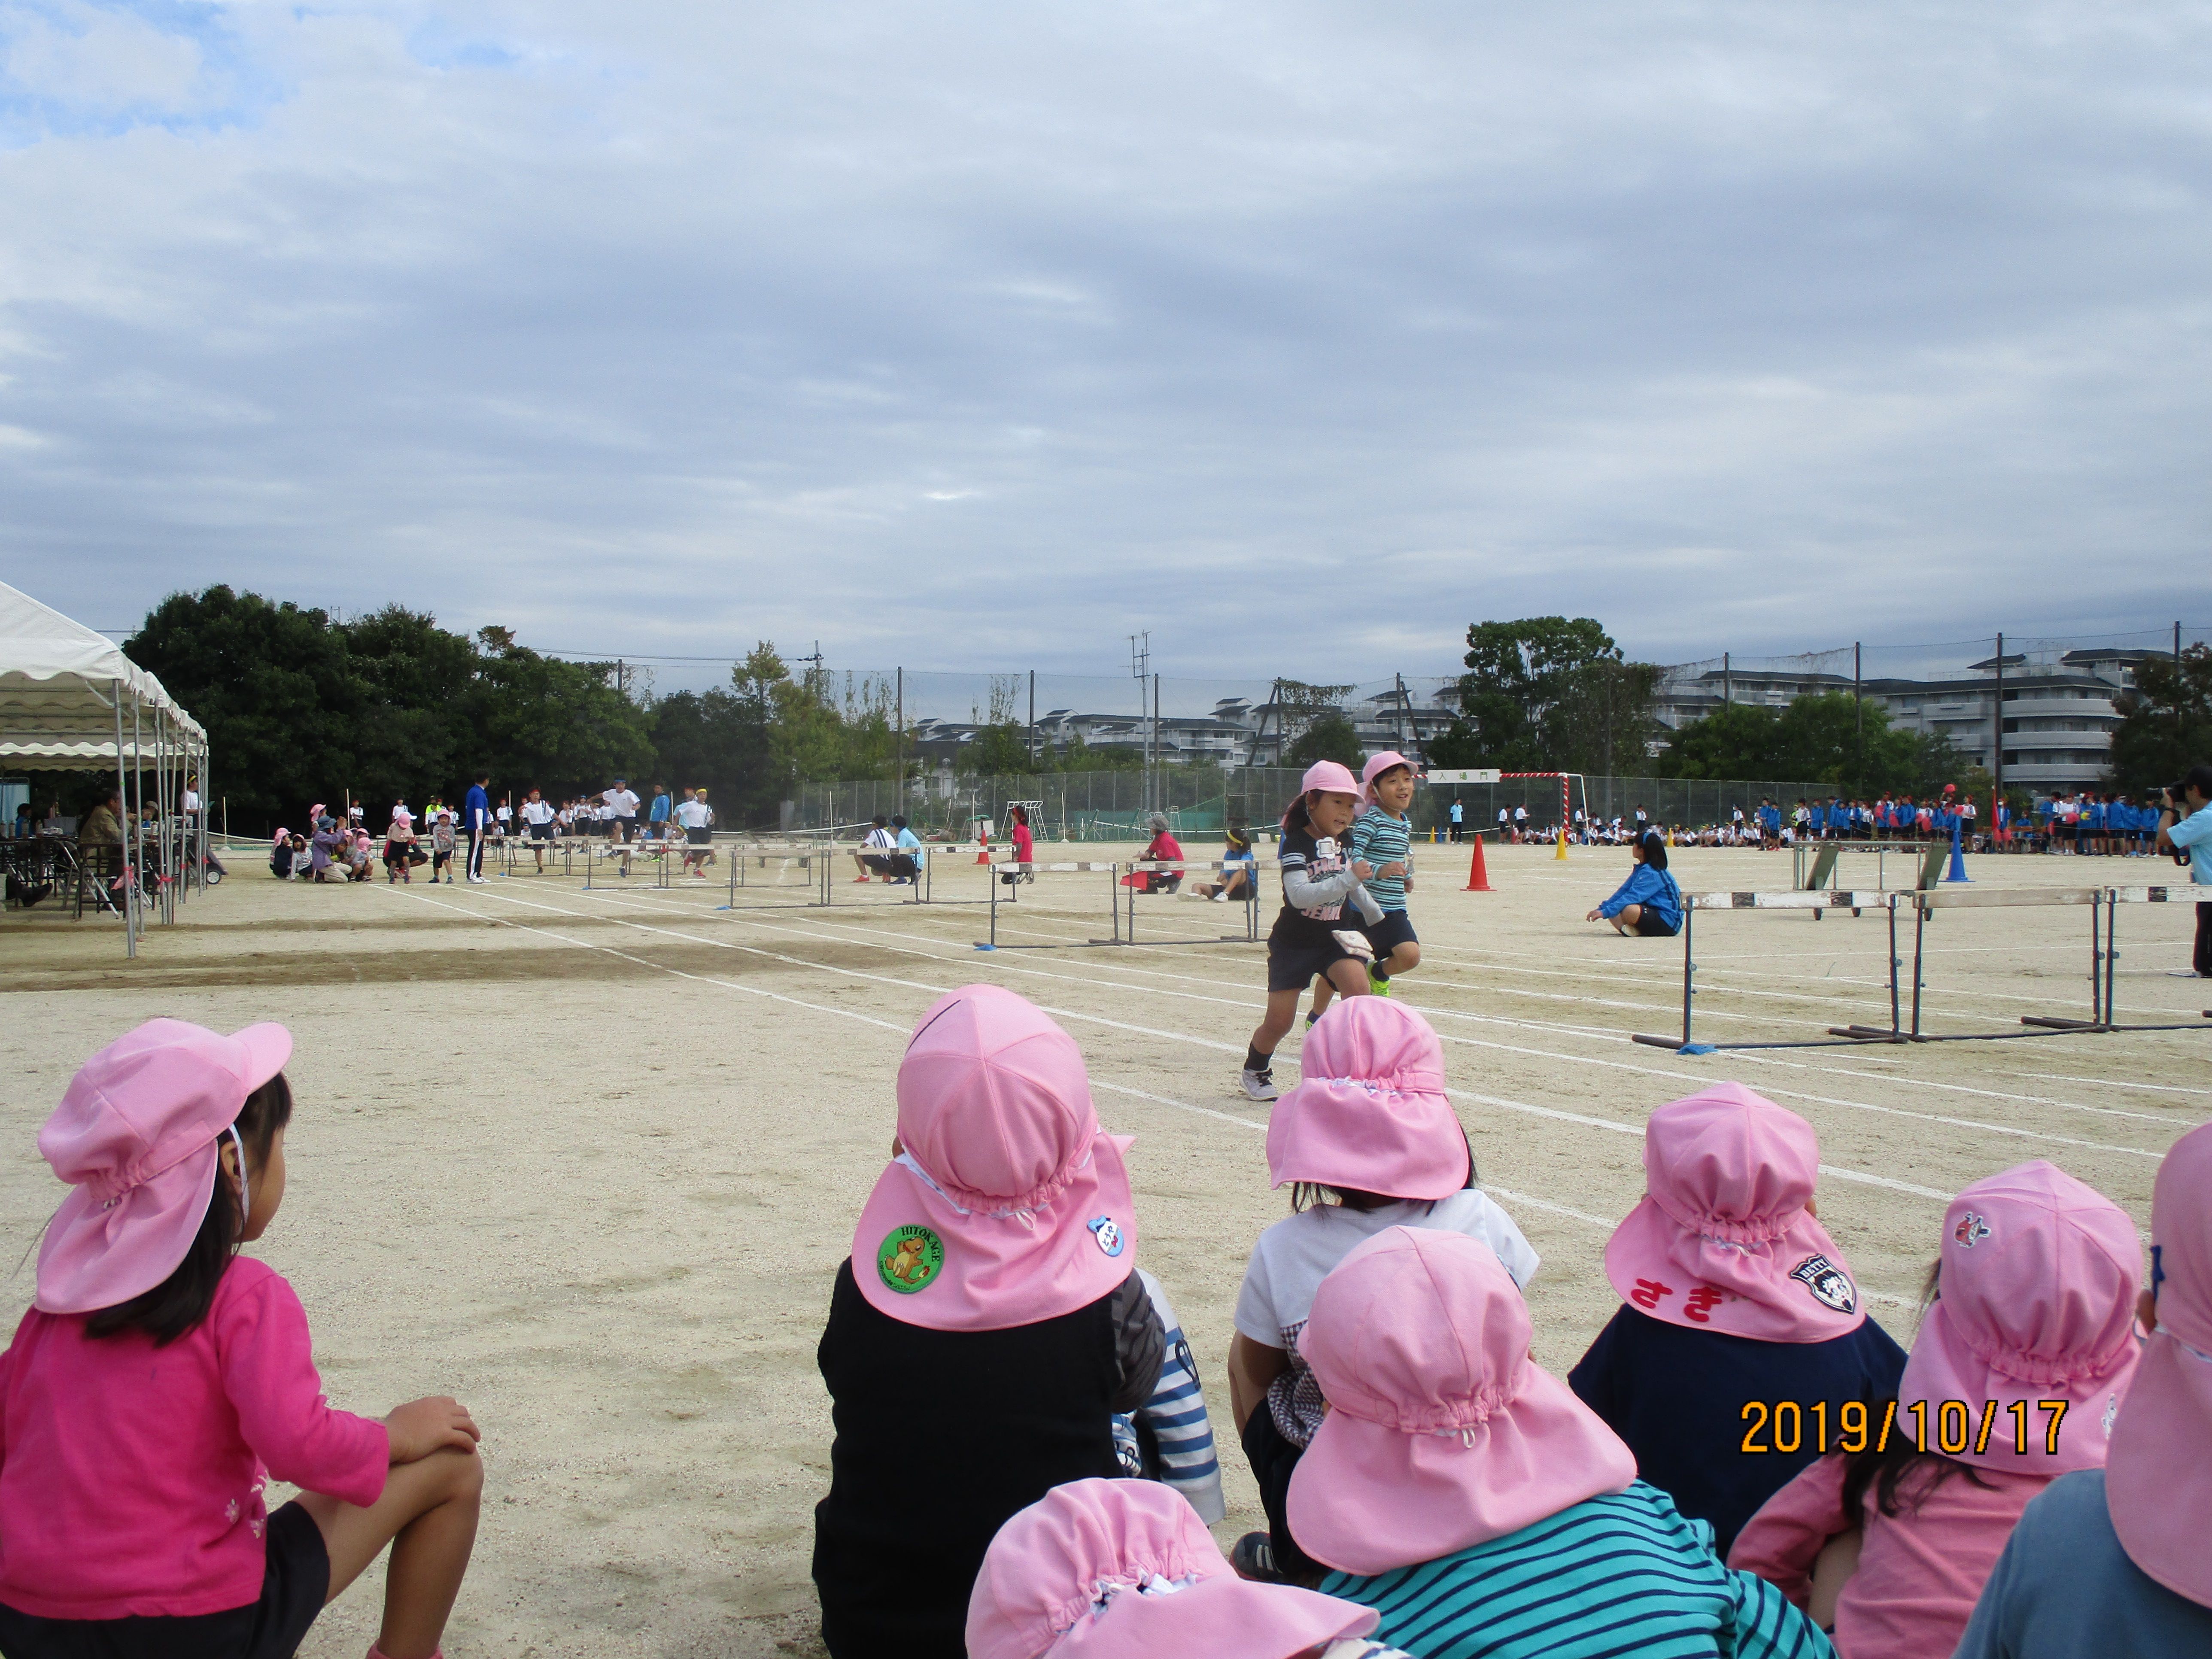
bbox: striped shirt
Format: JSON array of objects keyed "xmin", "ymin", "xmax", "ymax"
[
  {"xmin": 1321, "ymin": 1481, "xmax": 1835, "ymax": 1659},
  {"xmin": 1111, "ymin": 1270, "xmax": 1224, "ymax": 1522},
  {"xmin": 1349, "ymin": 808, "xmax": 1413, "ymax": 912}
]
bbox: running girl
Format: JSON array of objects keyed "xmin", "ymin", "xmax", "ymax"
[
  {"xmin": 0, "ymin": 1019, "xmax": 483, "ymax": 1659},
  {"xmin": 1240, "ymin": 763, "xmax": 1382, "ymax": 1103}
]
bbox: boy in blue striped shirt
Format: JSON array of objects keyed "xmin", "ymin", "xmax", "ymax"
[{"xmin": 1311, "ymin": 754, "xmax": 1422, "ymax": 1025}]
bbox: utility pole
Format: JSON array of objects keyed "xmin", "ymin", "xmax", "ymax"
[
  {"xmin": 1028, "ymin": 668, "xmax": 1037, "ymax": 771},
  {"xmin": 1130, "ymin": 632, "xmax": 1151, "ymax": 814},
  {"xmin": 896, "ymin": 667, "xmax": 904, "ymax": 808},
  {"xmin": 799, "ymin": 641, "xmax": 826, "ymax": 696},
  {"xmin": 1992, "ymin": 633, "xmax": 2004, "ymax": 830},
  {"xmin": 1853, "ymin": 642, "xmax": 1863, "ymax": 779},
  {"xmin": 1722, "ymin": 651, "xmax": 1731, "ymax": 708}
]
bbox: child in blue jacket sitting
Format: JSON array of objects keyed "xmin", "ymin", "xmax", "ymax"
[{"xmin": 1586, "ymin": 832, "xmax": 1683, "ymax": 937}]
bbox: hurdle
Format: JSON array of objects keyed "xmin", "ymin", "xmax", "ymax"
[
  {"xmin": 972, "ymin": 858, "xmax": 1265, "ymax": 951},
  {"xmin": 1633, "ymin": 884, "xmax": 2212, "ymax": 1053},
  {"xmin": 710, "ymin": 838, "xmax": 834, "ymax": 911},
  {"xmin": 498, "ymin": 836, "xmax": 580, "ymax": 878},
  {"xmin": 1793, "ymin": 840, "xmax": 1942, "ymax": 912}
]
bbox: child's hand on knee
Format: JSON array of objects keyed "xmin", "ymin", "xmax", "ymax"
[{"xmin": 384, "ymin": 1396, "xmax": 481, "ymax": 1463}]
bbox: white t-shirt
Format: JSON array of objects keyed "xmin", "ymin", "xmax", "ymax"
[
  {"xmin": 1236, "ymin": 1189, "xmax": 1537, "ymax": 1447},
  {"xmin": 522, "ymin": 800, "xmax": 554, "ymax": 826},
  {"xmin": 864, "ymin": 826, "xmax": 895, "ymax": 850},
  {"xmin": 495, "ymin": 804, "xmax": 511, "ymax": 823},
  {"xmin": 673, "ymin": 798, "xmax": 712, "ymax": 830},
  {"xmin": 604, "ymin": 788, "xmax": 639, "ymax": 818}
]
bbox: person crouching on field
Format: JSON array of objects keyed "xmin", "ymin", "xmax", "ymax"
[
  {"xmin": 1586, "ymin": 829, "xmax": 1683, "ymax": 936},
  {"xmin": 0, "ymin": 1020, "xmax": 483, "ymax": 1659},
  {"xmin": 1730, "ymin": 1160, "xmax": 2139, "ymax": 1654},
  {"xmin": 1286, "ymin": 1228, "xmax": 1832, "ymax": 1659},
  {"xmin": 1568, "ymin": 1083, "xmax": 1906, "ymax": 1558},
  {"xmin": 967, "ymin": 1479, "xmax": 1413, "ymax": 1659},
  {"xmin": 814, "ymin": 985, "xmax": 1189, "ymax": 1659}
]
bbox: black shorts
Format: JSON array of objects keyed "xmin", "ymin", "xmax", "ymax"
[
  {"xmin": 1266, "ymin": 930, "xmax": 1361, "ymax": 993},
  {"xmin": 685, "ymin": 826, "xmax": 712, "ymax": 846},
  {"xmin": 529, "ymin": 823, "xmax": 552, "ymax": 841},
  {"xmin": 861, "ymin": 853, "xmax": 894, "ymax": 873},
  {"xmin": 1362, "ymin": 909, "xmax": 1417, "ymax": 958},
  {"xmin": 0, "ymin": 1500, "xmax": 328, "ymax": 1659},
  {"xmin": 1633, "ymin": 910, "xmax": 1680, "ymax": 937}
]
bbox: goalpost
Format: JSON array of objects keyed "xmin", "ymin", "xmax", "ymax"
[{"xmin": 1427, "ymin": 769, "xmax": 1587, "ymax": 849}]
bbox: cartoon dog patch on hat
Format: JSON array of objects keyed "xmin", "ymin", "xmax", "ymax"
[{"xmin": 1790, "ymin": 1253, "xmax": 1857, "ymax": 1314}]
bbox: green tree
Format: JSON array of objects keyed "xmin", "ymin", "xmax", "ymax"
[
  {"xmin": 968, "ymin": 724, "xmax": 1033, "ymax": 777},
  {"xmin": 1656, "ymin": 689, "xmax": 1987, "ymax": 798},
  {"xmin": 1285, "ymin": 711, "xmax": 1363, "ymax": 769},
  {"xmin": 647, "ymin": 687, "xmax": 773, "ymax": 826},
  {"xmin": 2108, "ymin": 646, "xmax": 2212, "ymax": 794},
  {"xmin": 1427, "ymin": 617, "xmax": 1657, "ymax": 772}
]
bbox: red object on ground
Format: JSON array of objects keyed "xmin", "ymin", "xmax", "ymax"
[
  {"xmin": 975, "ymin": 830, "xmax": 991, "ymax": 865},
  {"xmin": 1463, "ymin": 835, "xmax": 1493, "ymax": 892}
]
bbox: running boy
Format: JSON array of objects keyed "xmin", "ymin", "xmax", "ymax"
[{"xmin": 1310, "ymin": 752, "xmax": 1420, "ymax": 1024}]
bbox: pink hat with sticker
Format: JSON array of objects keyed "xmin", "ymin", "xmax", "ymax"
[
  {"xmin": 1288, "ymin": 1227, "xmax": 1637, "ymax": 1575},
  {"xmin": 1896, "ymin": 1160, "xmax": 2139, "ymax": 1476},
  {"xmin": 2107, "ymin": 1123, "xmax": 2212, "ymax": 1607},
  {"xmin": 1297, "ymin": 760, "xmax": 1359, "ymax": 798},
  {"xmin": 1603, "ymin": 1082, "xmax": 1866, "ymax": 1342},
  {"xmin": 967, "ymin": 1478, "xmax": 1378, "ymax": 1659},
  {"xmin": 1360, "ymin": 751, "xmax": 1418, "ymax": 796},
  {"xmin": 35, "ymin": 1018, "xmax": 292, "ymax": 1315},
  {"xmin": 851, "ymin": 985, "xmax": 1137, "ymax": 1333},
  {"xmin": 1269, "ymin": 1000, "xmax": 1467, "ymax": 1201}
]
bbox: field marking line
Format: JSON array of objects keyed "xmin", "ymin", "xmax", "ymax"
[
  {"xmin": 456, "ymin": 884, "xmax": 1991, "ymax": 1202},
  {"xmin": 1996, "ymin": 1070, "xmax": 2212, "ymax": 1100}
]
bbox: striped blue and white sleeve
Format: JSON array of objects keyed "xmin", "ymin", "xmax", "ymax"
[
  {"xmin": 1725, "ymin": 1563, "xmax": 1838, "ymax": 1659},
  {"xmin": 1127, "ymin": 1269, "xmax": 1225, "ymax": 1523}
]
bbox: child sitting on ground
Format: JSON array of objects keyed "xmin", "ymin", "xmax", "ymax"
[
  {"xmin": 1568, "ymin": 1083, "xmax": 1907, "ymax": 1556},
  {"xmin": 1951, "ymin": 1122, "xmax": 2212, "ymax": 1658},
  {"xmin": 0, "ymin": 1019, "xmax": 483, "ymax": 1659},
  {"xmin": 1229, "ymin": 999, "xmax": 1537, "ymax": 1583},
  {"xmin": 812, "ymin": 984, "xmax": 1217, "ymax": 1659},
  {"xmin": 967, "ymin": 1478, "xmax": 1413, "ymax": 1659},
  {"xmin": 1586, "ymin": 829, "xmax": 1683, "ymax": 936},
  {"xmin": 1291, "ymin": 1228, "xmax": 1835, "ymax": 1658},
  {"xmin": 1729, "ymin": 1160, "xmax": 2140, "ymax": 1653}
]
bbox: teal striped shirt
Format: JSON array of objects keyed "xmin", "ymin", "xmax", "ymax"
[
  {"xmin": 1349, "ymin": 808, "xmax": 1413, "ymax": 912},
  {"xmin": 1321, "ymin": 1481, "xmax": 1833, "ymax": 1659}
]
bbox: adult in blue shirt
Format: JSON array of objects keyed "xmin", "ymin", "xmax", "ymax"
[
  {"xmin": 463, "ymin": 772, "xmax": 491, "ymax": 883},
  {"xmin": 1447, "ymin": 798, "xmax": 1464, "ymax": 842},
  {"xmin": 648, "ymin": 783, "xmax": 673, "ymax": 841},
  {"xmin": 2156, "ymin": 764, "xmax": 2212, "ymax": 977},
  {"xmin": 1586, "ymin": 831, "xmax": 1683, "ymax": 937}
]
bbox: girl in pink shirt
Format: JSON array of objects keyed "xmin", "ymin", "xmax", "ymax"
[
  {"xmin": 0, "ymin": 1019, "xmax": 484, "ymax": 1659},
  {"xmin": 1729, "ymin": 1161, "xmax": 2141, "ymax": 1656}
]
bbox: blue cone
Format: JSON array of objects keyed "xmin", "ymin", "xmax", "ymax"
[{"xmin": 1944, "ymin": 819, "xmax": 1970, "ymax": 883}]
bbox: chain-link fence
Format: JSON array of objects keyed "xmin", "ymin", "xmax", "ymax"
[{"xmin": 789, "ymin": 769, "xmax": 1835, "ymax": 841}]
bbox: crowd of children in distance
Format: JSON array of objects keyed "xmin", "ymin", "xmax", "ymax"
[{"xmin": 11, "ymin": 758, "xmax": 2208, "ymax": 1659}]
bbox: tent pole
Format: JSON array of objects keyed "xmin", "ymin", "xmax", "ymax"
[
  {"xmin": 132, "ymin": 693, "xmax": 144, "ymax": 942},
  {"xmin": 114, "ymin": 690, "xmax": 133, "ymax": 958}
]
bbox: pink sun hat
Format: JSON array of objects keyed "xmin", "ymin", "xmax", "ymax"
[
  {"xmin": 1269, "ymin": 1000, "xmax": 1467, "ymax": 1201},
  {"xmin": 1288, "ymin": 1227, "xmax": 1636, "ymax": 1576},
  {"xmin": 35, "ymin": 1018, "xmax": 292, "ymax": 1316},
  {"xmin": 1603, "ymin": 1082, "xmax": 1866, "ymax": 1342},
  {"xmin": 1896, "ymin": 1160, "xmax": 2139, "ymax": 1476},
  {"xmin": 967, "ymin": 1478, "xmax": 1377, "ymax": 1659},
  {"xmin": 1297, "ymin": 760, "xmax": 1359, "ymax": 798},
  {"xmin": 2107, "ymin": 1123, "xmax": 2212, "ymax": 1606},
  {"xmin": 851, "ymin": 985, "xmax": 1137, "ymax": 1333},
  {"xmin": 1360, "ymin": 751, "xmax": 1419, "ymax": 796}
]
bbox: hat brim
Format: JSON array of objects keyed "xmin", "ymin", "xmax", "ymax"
[
  {"xmin": 1049, "ymin": 1570, "xmax": 1375, "ymax": 1658},
  {"xmin": 851, "ymin": 1132, "xmax": 1138, "ymax": 1332},
  {"xmin": 1603, "ymin": 1195, "xmax": 1866, "ymax": 1342},
  {"xmin": 231, "ymin": 1023, "xmax": 292, "ymax": 1094},
  {"xmin": 34, "ymin": 1139, "xmax": 222, "ymax": 1316},
  {"xmin": 2106, "ymin": 1329, "xmax": 2212, "ymax": 1606},
  {"xmin": 1895, "ymin": 1296, "xmax": 2137, "ymax": 1477},
  {"xmin": 1287, "ymin": 1364, "xmax": 1637, "ymax": 1576}
]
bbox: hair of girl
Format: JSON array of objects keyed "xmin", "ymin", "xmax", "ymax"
[
  {"xmin": 84, "ymin": 1073, "xmax": 295, "ymax": 1348},
  {"xmin": 1281, "ymin": 789, "xmax": 1322, "ymax": 836},
  {"xmin": 1840, "ymin": 1256, "xmax": 1990, "ymax": 1522},
  {"xmin": 1638, "ymin": 831, "xmax": 1669, "ymax": 871},
  {"xmin": 1010, "ymin": 804, "xmax": 1027, "ymax": 825},
  {"xmin": 1289, "ymin": 1130, "xmax": 1479, "ymax": 1214}
]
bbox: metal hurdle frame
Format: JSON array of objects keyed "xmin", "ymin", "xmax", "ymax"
[
  {"xmin": 1635, "ymin": 884, "xmax": 2212, "ymax": 1053},
  {"xmin": 974, "ymin": 857, "xmax": 1266, "ymax": 951},
  {"xmin": 713, "ymin": 837, "xmax": 834, "ymax": 911},
  {"xmin": 498, "ymin": 834, "xmax": 579, "ymax": 878},
  {"xmin": 1793, "ymin": 839, "xmax": 1942, "ymax": 908}
]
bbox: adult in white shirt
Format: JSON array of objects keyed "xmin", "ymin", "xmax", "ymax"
[
  {"xmin": 852, "ymin": 815, "xmax": 896, "ymax": 881},
  {"xmin": 673, "ymin": 788, "xmax": 716, "ymax": 875}
]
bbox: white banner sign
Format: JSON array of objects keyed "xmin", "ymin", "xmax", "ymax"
[{"xmin": 1426, "ymin": 769, "xmax": 1501, "ymax": 784}]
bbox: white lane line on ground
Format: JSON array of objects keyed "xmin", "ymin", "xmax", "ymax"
[
  {"xmin": 485, "ymin": 884, "xmax": 1979, "ymax": 1204},
  {"xmin": 1998, "ymin": 1070, "xmax": 2212, "ymax": 1100},
  {"xmin": 622, "ymin": 893, "xmax": 2188, "ymax": 1160}
]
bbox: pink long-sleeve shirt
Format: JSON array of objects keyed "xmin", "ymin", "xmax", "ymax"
[
  {"xmin": 0, "ymin": 1255, "xmax": 388, "ymax": 1620},
  {"xmin": 1727, "ymin": 1451, "xmax": 2049, "ymax": 1659}
]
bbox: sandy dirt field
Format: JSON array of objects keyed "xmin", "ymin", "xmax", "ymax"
[{"xmin": 1, "ymin": 834, "xmax": 2206, "ymax": 1657}]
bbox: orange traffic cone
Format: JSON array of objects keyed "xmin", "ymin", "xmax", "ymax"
[
  {"xmin": 975, "ymin": 829, "xmax": 991, "ymax": 865},
  {"xmin": 1463, "ymin": 834, "xmax": 1493, "ymax": 892}
]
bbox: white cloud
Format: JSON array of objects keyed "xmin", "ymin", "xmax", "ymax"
[{"xmin": 0, "ymin": 2, "xmax": 2208, "ymax": 680}]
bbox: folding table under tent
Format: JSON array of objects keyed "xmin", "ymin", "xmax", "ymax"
[{"xmin": 0, "ymin": 581, "xmax": 209, "ymax": 956}]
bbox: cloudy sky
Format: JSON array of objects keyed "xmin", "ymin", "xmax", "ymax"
[{"xmin": 1, "ymin": 1, "xmax": 2207, "ymax": 687}]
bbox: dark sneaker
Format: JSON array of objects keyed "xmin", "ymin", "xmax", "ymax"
[{"xmin": 1231, "ymin": 1531, "xmax": 1281, "ymax": 1582}]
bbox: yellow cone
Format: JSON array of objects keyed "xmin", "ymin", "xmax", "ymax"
[{"xmin": 1554, "ymin": 829, "xmax": 1569, "ymax": 860}]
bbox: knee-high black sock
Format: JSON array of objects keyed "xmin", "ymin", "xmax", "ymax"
[{"xmin": 1244, "ymin": 1044, "xmax": 1272, "ymax": 1073}]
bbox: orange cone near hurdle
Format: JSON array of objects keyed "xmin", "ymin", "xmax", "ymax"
[
  {"xmin": 975, "ymin": 826, "xmax": 991, "ymax": 865},
  {"xmin": 1463, "ymin": 834, "xmax": 1493, "ymax": 892}
]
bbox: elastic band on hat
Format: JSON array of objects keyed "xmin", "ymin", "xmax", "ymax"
[{"xmin": 226, "ymin": 1124, "xmax": 250, "ymax": 1225}]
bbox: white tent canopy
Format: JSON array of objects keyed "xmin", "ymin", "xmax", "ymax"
[{"xmin": 0, "ymin": 581, "xmax": 203, "ymax": 764}]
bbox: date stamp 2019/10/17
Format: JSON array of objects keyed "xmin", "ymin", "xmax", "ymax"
[{"xmin": 1740, "ymin": 1398, "xmax": 2070, "ymax": 1457}]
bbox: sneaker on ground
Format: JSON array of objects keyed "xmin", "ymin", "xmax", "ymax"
[
  {"xmin": 2168, "ymin": 969, "xmax": 2206, "ymax": 978},
  {"xmin": 1240, "ymin": 1068, "xmax": 1278, "ymax": 1102},
  {"xmin": 1230, "ymin": 1531, "xmax": 1281, "ymax": 1583},
  {"xmin": 1368, "ymin": 965, "xmax": 1393, "ymax": 995},
  {"xmin": 1212, "ymin": 890, "xmax": 1228, "ymax": 902}
]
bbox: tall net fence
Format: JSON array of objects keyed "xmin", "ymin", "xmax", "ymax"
[{"xmin": 792, "ymin": 769, "xmax": 1835, "ymax": 841}]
